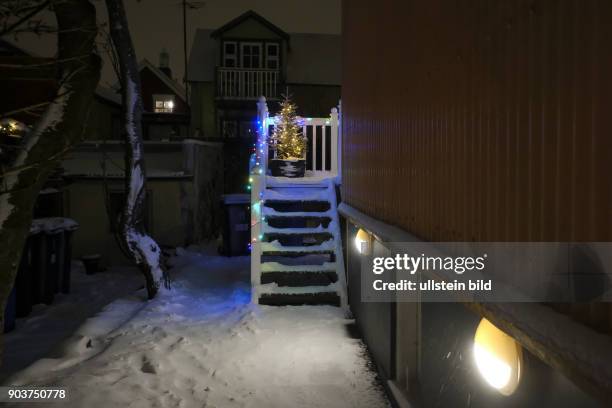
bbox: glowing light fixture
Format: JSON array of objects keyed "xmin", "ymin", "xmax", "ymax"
[
  {"xmin": 354, "ymin": 228, "xmax": 371, "ymax": 254},
  {"xmin": 0, "ymin": 118, "xmax": 26, "ymax": 138},
  {"xmin": 473, "ymin": 318, "xmax": 522, "ymax": 396}
]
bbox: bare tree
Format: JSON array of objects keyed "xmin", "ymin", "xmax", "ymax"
[
  {"xmin": 105, "ymin": 0, "xmax": 168, "ymax": 299},
  {"xmin": 0, "ymin": 0, "xmax": 101, "ymax": 361}
]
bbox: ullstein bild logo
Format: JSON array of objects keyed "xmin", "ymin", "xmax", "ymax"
[{"xmin": 371, "ymin": 253, "xmax": 488, "ymax": 275}]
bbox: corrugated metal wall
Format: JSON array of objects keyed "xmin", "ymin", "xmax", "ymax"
[{"xmin": 341, "ymin": 0, "xmax": 612, "ymax": 243}]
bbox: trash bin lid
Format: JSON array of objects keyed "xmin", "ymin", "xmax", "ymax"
[
  {"xmin": 222, "ymin": 194, "xmax": 250, "ymax": 204},
  {"xmin": 31, "ymin": 217, "xmax": 79, "ymax": 235}
]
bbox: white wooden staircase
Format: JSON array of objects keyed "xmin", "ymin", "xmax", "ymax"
[
  {"xmin": 253, "ymin": 177, "xmax": 347, "ymax": 307},
  {"xmin": 250, "ymin": 97, "xmax": 345, "ymax": 307}
]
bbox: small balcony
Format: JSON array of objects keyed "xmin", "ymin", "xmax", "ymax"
[{"xmin": 216, "ymin": 67, "xmax": 280, "ymax": 100}]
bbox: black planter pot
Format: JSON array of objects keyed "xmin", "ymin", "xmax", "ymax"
[{"xmin": 269, "ymin": 159, "xmax": 306, "ymax": 178}]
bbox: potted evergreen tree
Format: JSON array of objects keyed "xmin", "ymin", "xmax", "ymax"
[{"xmin": 269, "ymin": 96, "xmax": 307, "ymax": 177}]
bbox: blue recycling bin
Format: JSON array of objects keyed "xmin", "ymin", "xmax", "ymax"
[{"xmin": 220, "ymin": 194, "xmax": 251, "ymax": 256}]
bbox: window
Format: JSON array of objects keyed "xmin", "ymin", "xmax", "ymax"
[
  {"xmin": 223, "ymin": 41, "xmax": 237, "ymax": 67},
  {"xmin": 153, "ymin": 94, "xmax": 175, "ymax": 113},
  {"xmin": 222, "ymin": 120, "xmax": 237, "ymax": 138},
  {"xmin": 240, "ymin": 43, "xmax": 262, "ymax": 68},
  {"xmin": 266, "ymin": 43, "xmax": 279, "ymax": 70}
]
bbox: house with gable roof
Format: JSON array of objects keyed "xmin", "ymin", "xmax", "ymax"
[{"xmin": 187, "ymin": 10, "xmax": 341, "ymax": 192}]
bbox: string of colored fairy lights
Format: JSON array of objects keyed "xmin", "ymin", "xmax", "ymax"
[{"xmin": 246, "ymin": 115, "xmax": 269, "ymax": 251}]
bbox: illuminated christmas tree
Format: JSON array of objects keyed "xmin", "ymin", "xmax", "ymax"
[{"xmin": 270, "ymin": 96, "xmax": 306, "ymax": 159}]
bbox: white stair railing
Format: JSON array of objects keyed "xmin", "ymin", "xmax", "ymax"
[
  {"xmin": 250, "ymin": 96, "xmax": 269, "ymax": 302},
  {"xmin": 267, "ymin": 106, "xmax": 341, "ymax": 178}
]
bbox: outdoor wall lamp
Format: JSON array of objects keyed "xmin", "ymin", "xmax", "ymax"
[
  {"xmin": 355, "ymin": 228, "xmax": 372, "ymax": 255},
  {"xmin": 473, "ymin": 318, "xmax": 523, "ymax": 396}
]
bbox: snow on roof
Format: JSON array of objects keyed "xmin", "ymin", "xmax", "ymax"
[
  {"xmin": 95, "ymin": 86, "xmax": 121, "ymax": 106},
  {"xmin": 62, "ymin": 149, "xmax": 188, "ymax": 179},
  {"xmin": 30, "ymin": 217, "xmax": 79, "ymax": 234},
  {"xmin": 187, "ymin": 30, "xmax": 341, "ymax": 85}
]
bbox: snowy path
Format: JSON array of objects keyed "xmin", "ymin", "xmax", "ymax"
[
  {"xmin": 5, "ymin": 247, "xmax": 389, "ymax": 408},
  {"xmin": 1, "ymin": 263, "xmax": 143, "ymax": 382}
]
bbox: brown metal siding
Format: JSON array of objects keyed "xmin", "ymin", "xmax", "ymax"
[{"xmin": 341, "ymin": 0, "xmax": 612, "ymax": 242}]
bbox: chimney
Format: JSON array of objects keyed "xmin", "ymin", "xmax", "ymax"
[{"xmin": 159, "ymin": 48, "xmax": 171, "ymax": 78}]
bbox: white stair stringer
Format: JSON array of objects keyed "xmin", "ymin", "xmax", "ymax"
[{"xmin": 324, "ymin": 178, "xmax": 348, "ymax": 309}]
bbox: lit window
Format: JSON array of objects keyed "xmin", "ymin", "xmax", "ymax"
[
  {"xmin": 153, "ymin": 95, "xmax": 175, "ymax": 113},
  {"xmin": 473, "ymin": 318, "xmax": 523, "ymax": 396}
]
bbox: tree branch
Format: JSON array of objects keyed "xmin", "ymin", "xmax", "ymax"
[{"xmin": 0, "ymin": 0, "xmax": 49, "ymax": 37}]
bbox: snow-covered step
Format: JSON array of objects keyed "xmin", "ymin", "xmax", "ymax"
[
  {"xmin": 261, "ymin": 240, "xmax": 335, "ymax": 253},
  {"xmin": 263, "ymin": 232, "xmax": 334, "ymax": 247},
  {"xmin": 263, "ymin": 188, "xmax": 329, "ymax": 202},
  {"xmin": 258, "ymin": 283, "xmax": 340, "ymax": 306},
  {"xmin": 266, "ymin": 175, "xmax": 329, "ymax": 188},
  {"xmin": 261, "ymin": 261, "xmax": 337, "ymax": 273},
  {"xmin": 263, "ymin": 200, "xmax": 331, "ymax": 213},
  {"xmin": 262, "ymin": 206, "xmax": 332, "ymax": 217},
  {"xmin": 261, "ymin": 270, "xmax": 338, "ymax": 287},
  {"xmin": 262, "ymin": 222, "xmax": 334, "ymax": 234},
  {"xmin": 258, "ymin": 282, "xmax": 338, "ymax": 294},
  {"xmin": 265, "ymin": 217, "xmax": 330, "ymax": 230}
]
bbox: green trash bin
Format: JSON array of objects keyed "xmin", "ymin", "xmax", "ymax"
[
  {"xmin": 16, "ymin": 233, "xmax": 35, "ymax": 317},
  {"xmin": 30, "ymin": 218, "xmax": 79, "ymax": 305},
  {"xmin": 60, "ymin": 225, "xmax": 78, "ymax": 293},
  {"xmin": 29, "ymin": 221, "xmax": 46, "ymax": 306}
]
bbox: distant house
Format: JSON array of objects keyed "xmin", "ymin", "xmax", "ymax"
[
  {"xmin": 98, "ymin": 52, "xmax": 190, "ymax": 142},
  {"xmin": 61, "ymin": 54, "xmax": 222, "ymax": 267},
  {"xmin": 17, "ymin": 53, "xmax": 223, "ymax": 265},
  {"xmin": 0, "ymin": 40, "xmax": 223, "ymax": 267},
  {"xmin": 138, "ymin": 53, "xmax": 190, "ymax": 141},
  {"xmin": 187, "ymin": 10, "xmax": 341, "ymax": 192}
]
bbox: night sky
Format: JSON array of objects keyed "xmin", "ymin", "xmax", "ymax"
[{"xmin": 9, "ymin": 0, "xmax": 341, "ymax": 87}]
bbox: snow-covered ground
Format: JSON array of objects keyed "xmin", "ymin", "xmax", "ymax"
[
  {"xmin": 1, "ymin": 262, "xmax": 143, "ymax": 382},
  {"xmin": 4, "ymin": 246, "xmax": 389, "ymax": 408}
]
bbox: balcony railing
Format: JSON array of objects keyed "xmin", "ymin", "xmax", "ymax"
[{"xmin": 217, "ymin": 68, "xmax": 280, "ymax": 100}]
